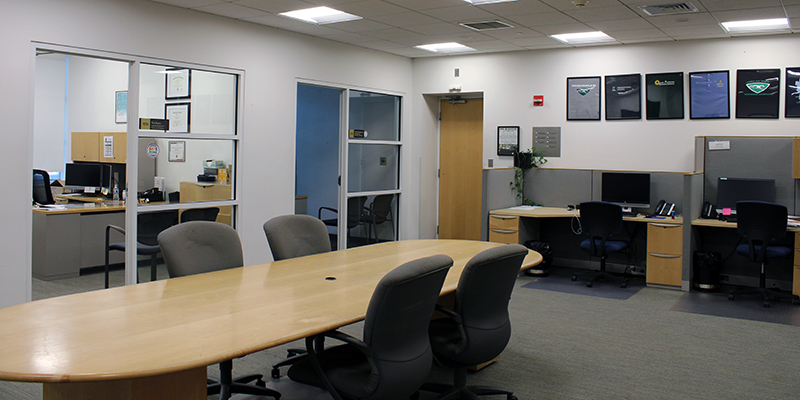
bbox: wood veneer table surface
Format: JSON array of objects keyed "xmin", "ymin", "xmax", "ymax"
[
  {"xmin": 32, "ymin": 202, "xmax": 125, "ymax": 215},
  {"xmin": 0, "ymin": 239, "xmax": 541, "ymax": 384},
  {"xmin": 491, "ymin": 206, "xmax": 683, "ymax": 224}
]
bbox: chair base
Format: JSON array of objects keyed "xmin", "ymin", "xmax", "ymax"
[
  {"xmin": 728, "ymin": 286, "xmax": 800, "ymax": 308},
  {"xmin": 571, "ymin": 270, "xmax": 628, "ymax": 288},
  {"xmin": 209, "ymin": 360, "xmax": 280, "ymax": 400},
  {"xmin": 422, "ymin": 382, "xmax": 517, "ymax": 400}
]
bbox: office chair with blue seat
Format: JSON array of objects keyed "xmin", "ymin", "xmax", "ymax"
[
  {"xmin": 158, "ymin": 221, "xmax": 281, "ymax": 400},
  {"xmin": 319, "ymin": 196, "xmax": 367, "ymax": 248},
  {"xmin": 104, "ymin": 210, "xmax": 178, "ymax": 289},
  {"xmin": 287, "ymin": 254, "xmax": 453, "ymax": 400},
  {"xmin": 729, "ymin": 201, "xmax": 800, "ymax": 308},
  {"xmin": 572, "ymin": 201, "xmax": 630, "ymax": 288}
]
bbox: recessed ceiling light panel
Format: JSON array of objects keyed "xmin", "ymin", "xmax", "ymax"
[
  {"xmin": 551, "ymin": 31, "xmax": 615, "ymax": 45},
  {"xmin": 721, "ymin": 18, "xmax": 790, "ymax": 33},
  {"xmin": 279, "ymin": 6, "xmax": 362, "ymax": 25},
  {"xmin": 415, "ymin": 42, "xmax": 477, "ymax": 54}
]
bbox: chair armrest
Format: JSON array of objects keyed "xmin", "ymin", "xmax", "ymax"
[
  {"xmin": 105, "ymin": 224, "xmax": 126, "ymax": 249},
  {"xmin": 318, "ymin": 207, "xmax": 338, "ymax": 219},
  {"xmin": 434, "ymin": 303, "xmax": 463, "ymax": 325}
]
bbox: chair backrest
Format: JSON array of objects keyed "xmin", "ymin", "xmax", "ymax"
[
  {"xmin": 736, "ymin": 201, "xmax": 788, "ymax": 263},
  {"xmin": 263, "ymin": 214, "xmax": 332, "ymax": 261},
  {"xmin": 157, "ymin": 221, "xmax": 243, "ymax": 277},
  {"xmin": 346, "ymin": 196, "xmax": 367, "ymax": 228},
  {"xmin": 447, "ymin": 244, "xmax": 527, "ymax": 366},
  {"xmin": 369, "ymin": 194, "xmax": 394, "ymax": 223},
  {"xmin": 33, "ymin": 169, "xmax": 55, "ymax": 205},
  {"xmin": 138, "ymin": 210, "xmax": 178, "ymax": 246},
  {"xmin": 362, "ymin": 254, "xmax": 453, "ymax": 400},
  {"xmin": 179, "ymin": 207, "xmax": 220, "ymax": 223},
  {"xmin": 579, "ymin": 201, "xmax": 623, "ymax": 257}
]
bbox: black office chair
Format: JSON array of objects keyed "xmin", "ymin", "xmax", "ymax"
[
  {"xmin": 179, "ymin": 207, "xmax": 219, "ymax": 223},
  {"xmin": 319, "ymin": 196, "xmax": 367, "ymax": 248},
  {"xmin": 157, "ymin": 221, "xmax": 281, "ymax": 400},
  {"xmin": 572, "ymin": 201, "xmax": 630, "ymax": 288},
  {"xmin": 104, "ymin": 210, "xmax": 178, "ymax": 289},
  {"xmin": 362, "ymin": 194, "xmax": 395, "ymax": 244},
  {"xmin": 33, "ymin": 169, "xmax": 55, "ymax": 205},
  {"xmin": 423, "ymin": 244, "xmax": 527, "ymax": 400},
  {"xmin": 729, "ymin": 201, "xmax": 800, "ymax": 308},
  {"xmin": 287, "ymin": 254, "xmax": 453, "ymax": 400}
]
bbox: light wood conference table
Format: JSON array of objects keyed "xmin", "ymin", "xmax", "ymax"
[{"xmin": 0, "ymin": 239, "xmax": 541, "ymax": 400}]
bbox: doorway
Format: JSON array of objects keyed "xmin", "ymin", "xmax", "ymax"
[{"xmin": 438, "ymin": 98, "xmax": 484, "ymax": 240}]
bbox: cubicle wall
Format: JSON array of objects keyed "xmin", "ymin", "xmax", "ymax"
[{"xmin": 481, "ymin": 168, "xmax": 517, "ymax": 241}]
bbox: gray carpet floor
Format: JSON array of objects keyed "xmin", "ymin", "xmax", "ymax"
[{"xmin": 3, "ymin": 264, "xmax": 799, "ymax": 399}]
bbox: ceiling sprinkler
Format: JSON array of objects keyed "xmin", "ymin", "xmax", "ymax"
[{"xmin": 572, "ymin": 0, "xmax": 588, "ymax": 8}]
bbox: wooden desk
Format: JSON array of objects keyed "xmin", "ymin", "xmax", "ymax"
[
  {"xmin": 490, "ymin": 206, "xmax": 684, "ymax": 288},
  {"xmin": 692, "ymin": 218, "xmax": 800, "ymax": 296},
  {"xmin": 0, "ymin": 240, "xmax": 541, "ymax": 400}
]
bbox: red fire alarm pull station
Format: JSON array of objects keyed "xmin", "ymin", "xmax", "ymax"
[{"xmin": 533, "ymin": 95, "xmax": 544, "ymax": 106}]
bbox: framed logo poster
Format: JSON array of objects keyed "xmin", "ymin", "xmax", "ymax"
[
  {"xmin": 646, "ymin": 72, "xmax": 684, "ymax": 120},
  {"xmin": 786, "ymin": 67, "xmax": 800, "ymax": 118},
  {"xmin": 567, "ymin": 76, "xmax": 601, "ymax": 121},
  {"xmin": 689, "ymin": 71, "xmax": 730, "ymax": 119},
  {"xmin": 605, "ymin": 74, "xmax": 641, "ymax": 120},
  {"xmin": 736, "ymin": 69, "xmax": 779, "ymax": 118}
]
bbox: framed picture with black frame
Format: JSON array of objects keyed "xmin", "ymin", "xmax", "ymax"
[
  {"xmin": 567, "ymin": 76, "xmax": 601, "ymax": 121},
  {"xmin": 786, "ymin": 67, "xmax": 800, "ymax": 118},
  {"xmin": 736, "ymin": 68, "xmax": 779, "ymax": 119},
  {"xmin": 689, "ymin": 70, "xmax": 730, "ymax": 119},
  {"xmin": 646, "ymin": 72, "xmax": 684, "ymax": 120},
  {"xmin": 497, "ymin": 126, "xmax": 519, "ymax": 156},
  {"xmin": 165, "ymin": 68, "xmax": 191, "ymax": 100},
  {"xmin": 605, "ymin": 74, "xmax": 641, "ymax": 120},
  {"xmin": 165, "ymin": 103, "xmax": 190, "ymax": 133}
]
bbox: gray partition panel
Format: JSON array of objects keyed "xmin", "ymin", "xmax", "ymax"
[
  {"xmin": 703, "ymin": 137, "xmax": 794, "ymax": 213},
  {"xmin": 481, "ymin": 168, "xmax": 517, "ymax": 241},
  {"xmin": 524, "ymin": 169, "xmax": 592, "ymax": 207}
]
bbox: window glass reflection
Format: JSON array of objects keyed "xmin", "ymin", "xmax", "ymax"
[
  {"xmin": 348, "ymin": 90, "xmax": 400, "ymax": 142},
  {"xmin": 347, "ymin": 144, "xmax": 398, "ymax": 192}
]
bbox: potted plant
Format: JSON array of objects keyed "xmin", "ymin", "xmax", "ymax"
[{"xmin": 510, "ymin": 147, "xmax": 547, "ymax": 206}]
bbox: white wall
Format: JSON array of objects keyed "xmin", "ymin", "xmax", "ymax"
[
  {"xmin": 412, "ymin": 35, "xmax": 800, "ymax": 240},
  {"xmin": 4, "ymin": 0, "xmax": 413, "ymax": 308}
]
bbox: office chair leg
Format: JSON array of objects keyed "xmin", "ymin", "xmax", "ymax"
[{"xmin": 150, "ymin": 254, "xmax": 158, "ymax": 282}]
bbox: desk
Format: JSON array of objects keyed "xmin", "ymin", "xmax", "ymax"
[
  {"xmin": 0, "ymin": 239, "xmax": 541, "ymax": 400},
  {"xmin": 32, "ymin": 202, "xmax": 126, "ymax": 280},
  {"xmin": 691, "ymin": 218, "xmax": 800, "ymax": 296},
  {"xmin": 490, "ymin": 207, "xmax": 684, "ymax": 288}
]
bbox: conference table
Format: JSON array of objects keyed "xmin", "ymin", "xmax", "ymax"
[{"xmin": 0, "ymin": 239, "xmax": 541, "ymax": 400}]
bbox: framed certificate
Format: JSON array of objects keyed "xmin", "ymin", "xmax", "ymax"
[
  {"xmin": 165, "ymin": 68, "xmax": 191, "ymax": 99},
  {"xmin": 497, "ymin": 126, "xmax": 519, "ymax": 156},
  {"xmin": 567, "ymin": 76, "xmax": 601, "ymax": 120},
  {"xmin": 165, "ymin": 103, "xmax": 190, "ymax": 133},
  {"xmin": 168, "ymin": 141, "xmax": 186, "ymax": 162}
]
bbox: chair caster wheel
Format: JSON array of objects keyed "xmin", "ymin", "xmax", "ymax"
[
  {"xmin": 271, "ymin": 368, "xmax": 281, "ymax": 379},
  {"xmin": 728, "ymin": 294, "xmax": 735, "ymax": 301},
  {"xmin": 508, "ymin": 396, "xmax": 518, "ymax": 400},
  {"xmin": 586, "ymin": 282, "xmax": 593, "ymax": 288},
  {"xmin": 763, "ymin": 301, "xmax": 771, "ymax": 308},
  {"xmin": 620, "ymin": 282, "xmax": 628, "ymax": 288},
  {"xmin": 571, "ymin": 275, "xmax": 577, "ymax": 281},
  {"xmin": 793, "ymin": 298, "xmax": 800, "ymax": 306},
  {"xmin": 256, "ymin": 378, "xmax": 266, "ymax": 387}
]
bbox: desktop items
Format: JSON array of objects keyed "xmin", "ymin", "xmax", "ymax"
[
  {"xmin": 65, "ymin": 162, "xmax": 103, "ymax": 192},
  {"xmin": 601, "ymin": 172, "xmax": 651, "ymax": 216}
]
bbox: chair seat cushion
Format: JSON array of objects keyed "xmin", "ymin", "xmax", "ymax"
[
  {"xmin": 109, "ymin": 242, "xmax": 161, "ymax": 255},
  {"xmin": 735, "ymin": 243, "xmax": 792, "ymax": 259},
  {"xmin": 580, "ymin": 238, "xmax": 629, "ymax": 255},
  {"xmin": 287, "ymin": 344, "xmax": 376, "ymax": 399}
]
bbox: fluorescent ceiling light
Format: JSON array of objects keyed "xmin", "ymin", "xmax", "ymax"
[
  {"xmin": 721, "ymin": 18, "xmax": 790, "ymax": 33},
  {"xmin": 279, "ymin": 6, "xmax": 362, "ymax": 25},
  {"xmin": 415, "ymin": 42, "xmax": 477, "ymax": 54},
  {"xmin": 463, "ymin": 0, "xmax": 519, "ymax": 4},
  {"xmin": 551, "ymin": 31, "xmax": 615, "ymax": 45}
]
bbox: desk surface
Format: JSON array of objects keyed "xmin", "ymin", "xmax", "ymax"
[
  {"xmin": 0, "ymin": 239, "xmax": 541, "ymax": 384},
  {"xmin": 491, "ymin": 206, "xmax": 683, "ymax": 225},
  {"xmin": 32, "ymin": 202, "xmax": 125, "ymax": 215},
  {"xmin": 691, "ymin": 217, "xmax": 800, "ymax": 232}
]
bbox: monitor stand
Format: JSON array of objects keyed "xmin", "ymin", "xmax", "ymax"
[{"xmin": 621, "ymin": 206, "xmax": 637, "ymax": 217}]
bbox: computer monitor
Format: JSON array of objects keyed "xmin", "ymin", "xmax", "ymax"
[
  {"xmin": 65, "ymin": 163, "xmax": 103, "ymax": 191},
  {"xmin": 715, "ymin": 177, "xmax": 776, "ymax": 212},
  {"xmin": 601, "ymin": 172, "xmax": 651, "ymax": 211}
]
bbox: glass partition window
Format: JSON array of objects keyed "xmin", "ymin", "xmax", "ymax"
[
  {"xmin": 137, "ymin": 138, "xmax": 235, "ymax": 198},
  {"xmin": 348, "ymin": 90, "xmax": 400, "ymax": 141},
  {"xmin": 348, "ymin": 144, "xmax": 399, "ymax": 192}
]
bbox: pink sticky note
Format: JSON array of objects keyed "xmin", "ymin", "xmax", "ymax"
[{"xmin": 722, "ymin": 208, "xmax": 732, "ymax": 216}]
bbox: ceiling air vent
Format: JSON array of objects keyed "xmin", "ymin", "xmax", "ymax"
[
  {"xmin": 460, "ymin": 20, "xmax": 514, "ymax": 31},
  {"xmin": 639, "ymin": 2, "xmax": 698, "ymax": 16}
]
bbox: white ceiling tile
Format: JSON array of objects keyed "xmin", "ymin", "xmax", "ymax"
[
  {"xmin": 370, "ymin": 11, "xmax": 443, "ymax": 27},
  {"xmin": 472, "ymin": 0, "xmax": 553, "ymax": 15},
  {"xmin": 404, "ymin": 23, "xmax": 467, "ymax": 36},
  {"xmin": 478, "ymin": 27, "xmax": 545, "ymax": 40},
  {"xmin": 328, "ymin": 19, "xmax": 393, "ymax": 32},
  {"xmin": 421, "ymin": 5, "xmax": 497, "ymax": 22},
  {"xmin": 698, "ymin": 0, "xmax": 784, "ymax": 12},
  {"xmin": 336, "ymin": 1, "xmax": 409, "ymax": 17},
  {"xmin": 382, "ymin": 0, "xmax": 466, "ymax": 11},
  {"xmin": 561, "ymin": 5, "xmax": 641, "ymax": 22},
  {"xmin": 503, "ymin": 35, "xmax": 563, "ymax": 47},
  {"xmin": 712, "ymin": 8, "xmax": 788, "ymax": 22},
  {"xmin": 587, "ymin": 18, "xmax": 655, "ymax": 32},
  {"xmin": 659, "ymin": 24, "xmax": 727, "ymax": 36},
  {"xmin": 787, "ymin": 5, "xmax": 800, "ymax": 18},
  {"xmin": 151, "ymin": 0, "xmax": 224, "ymax": 7},
  {"xmin": 643, "ymin": 13, "xmax": 718, "ymax": 28},
  {"xmin": 608, "ymin": 28, "xmax": 670, "ymax": 40},
  {"xmin": 232, "ymin": 0, "xmax": 315, "ymax": 13},
  {"xmin": 193, "ymin": 3, "xmax": 268, "ymax": 19},
  {"xmin": 539, "ymin": 0, "xmax": 627, "ymax": 11},
  {"xmin": 365, "ymin": 28, "xmax": 429, "ymax": 45},
  {"xmin": 506, "ymin": 12, "xmax": 578, "ymax": 27},
  {"xmin": 356, "ymin": 40, "xmax": 409, "ymax": 50},
  {"xmin": 531, "ymin": 23, "xmax": 596, "ymax": 35},
  {"xmin": 318, "ymin": 31, "xmax": 377, "ymax": 43}
]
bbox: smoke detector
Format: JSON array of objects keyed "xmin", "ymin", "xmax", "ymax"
[{"xmin": 572, "ymin": 0, "xmax": 588, "ymax": 8}]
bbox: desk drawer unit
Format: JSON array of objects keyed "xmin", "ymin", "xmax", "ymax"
[
  {"xmin": 646, "ymin": 222, "xmax": 682, "ymax": 287},
  {"xmin": 489, "ymin": 215, "xmax": 519, "ymax": 244},
  {"xmin": 794, "ymin": 234, "xmax": 800, "ymax": 296}
]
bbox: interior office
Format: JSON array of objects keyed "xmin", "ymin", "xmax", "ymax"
[{"xmin": 5, "ymin": 0, "xmax": 800, "ymax": 309}]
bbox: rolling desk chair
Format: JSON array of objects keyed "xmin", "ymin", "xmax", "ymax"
[
  {"xmin": 361, "ymin": 194, "xmax": 394, "ymax": 244},
  {"xmin": 729, "ymin": 201, "xmax": 800, "ymax": 308},
  {"xmin": 572, "ymin": 201, "xmax": 630, "ymax": 288},
  {"xmin": 104, "ymin": 210, "xmax": 177, "ymax": 289},
  {"xmin": 319, "ymin": 196, "xmax": 367, "ymax": 248},
  {"xmin": 423, "ymin": 244, "xmax": 527, "ymax": 400},
  {"xmin": 157, "ymin": 221, "xmax": 280, "ymax": 400},
  {"xmin": 287, "ymin": 254, "xmax": 453, "ymax": 400},
  {"xmin": 32, "ymin": 169, "xmax": 55, "ymax": 205}
]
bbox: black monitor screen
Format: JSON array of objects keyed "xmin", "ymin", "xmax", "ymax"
[
  {"xmin": 716, "ymin": 177, "xmax": 775, "ymax": 210},
  {"xmin": 601, "ymin": 172, "xmax": 651, "ymax": 208},
  {"xmin": 65, "ymin": 163, "xmax": 103, "ymax": 188}
]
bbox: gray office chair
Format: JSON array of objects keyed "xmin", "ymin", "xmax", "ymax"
[
  {"xmin": 572, "ymin": 201, "xmax": 630, "ymax": 288},
  {"xmin": 179, "ymin": 206, "xmax": 219, "ymax": 223},
  {"xmin": 157, "ymin": 221, "xmax": 281, "ymax": 400},
  {"xmin": 362, "ymin": 194, "xmax": 395, "ymax": 244},
  {"xmin": 423, "ymin": 244, "xmax": 527, "ymax": 400},
  {"xmin": 104, "ymin": 210, "xmax": 178, "ymax": 289},
  {"xmin": 729, "ymin": 201, "xmax": 800, "ymax": 308},
  {"xmin": 263, "ymin": 214, "xmax": 332, "ymax": 261},
  {"xmin": 319, "ymin": 196, "xmax": 367, "ymax": 248},
  {"xmin": 33, "ymin": 169, "xmax": 55, "ymax": 205},
  {"xmin": 263, "ymin": 214, "xmax": 331, "ymax": 379},
  {"xmin": 287, "ymin": 254, "xmax": 453, "ymax": 400}
]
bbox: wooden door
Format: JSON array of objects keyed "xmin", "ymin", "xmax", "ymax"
[{"xmin": 438, "ymin": 98, "xmax": 483, "ymax": 240}]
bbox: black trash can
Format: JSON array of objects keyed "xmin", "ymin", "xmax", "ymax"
[
  {"xmin": 523, "ymin": 240, "xmax": 553, "ymax": 277},
  {"xmin": 693, "ymin": 251, "xmax": 721, "ymax": 292}
]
